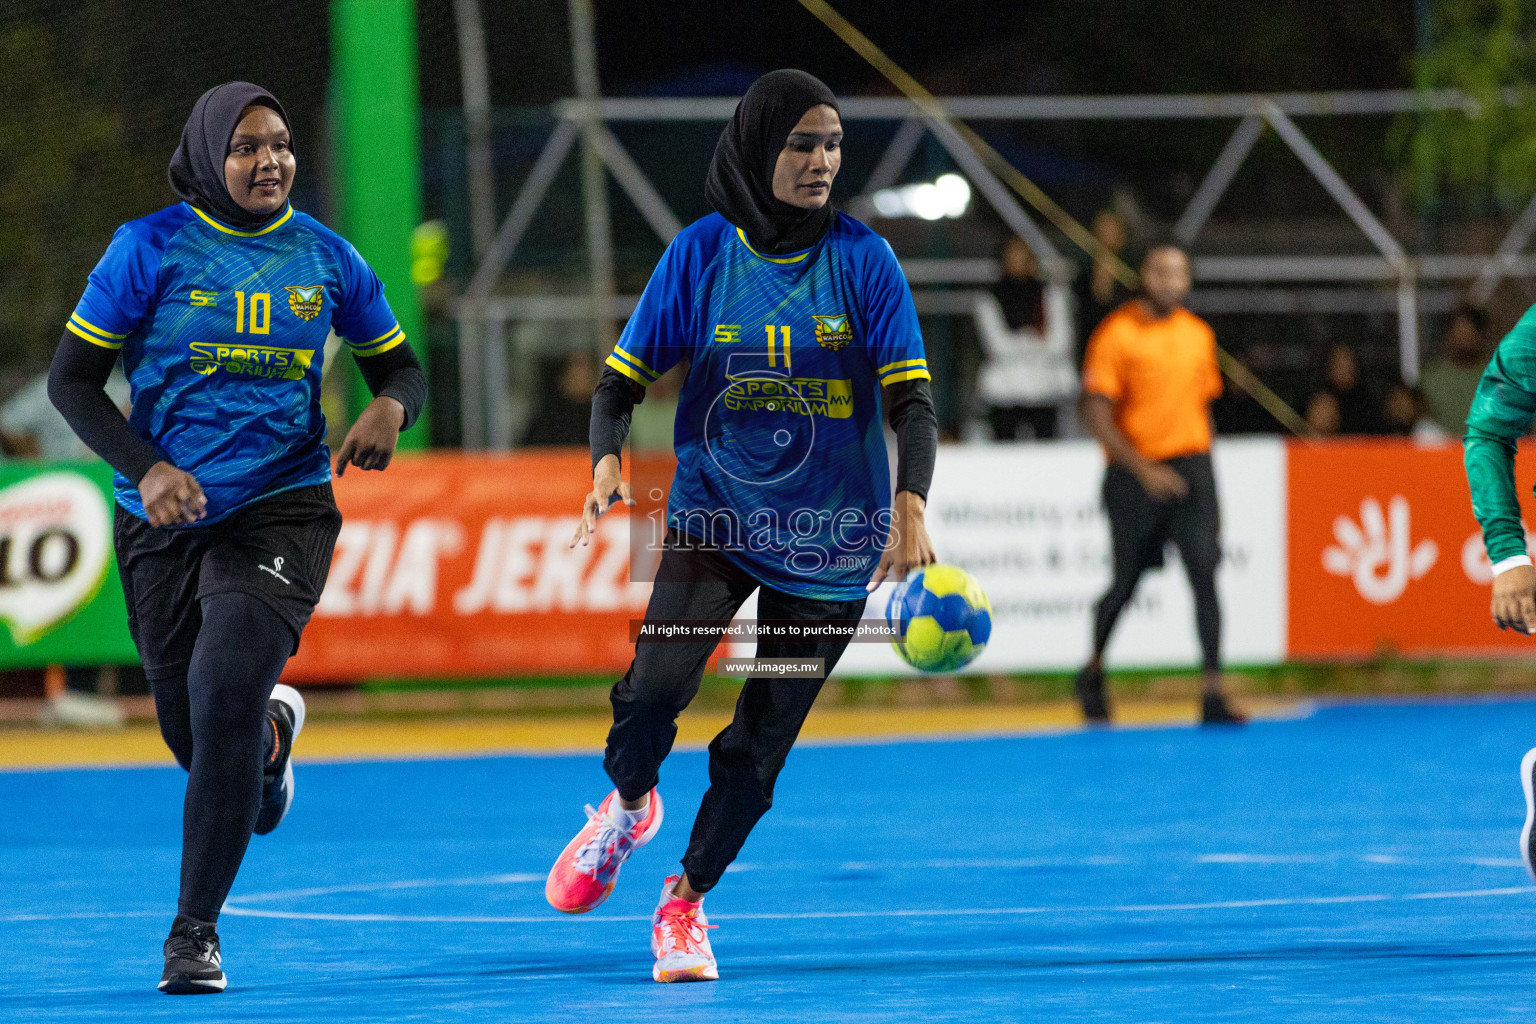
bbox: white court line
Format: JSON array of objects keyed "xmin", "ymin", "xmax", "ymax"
[
  {"xmin": 1, "ymin": 910, "xmax": 161, "ymax": 922},
  {"xmin": 824, "ymin": 854, "xmax": 1522, "ymax": 872},
  {"xmin": 216, "ymin": 884, "xmax": 1536, "ymax": 925},
  {"xmin": 230, "ymin": 873, "xmax": 544, "ymax": 904}
]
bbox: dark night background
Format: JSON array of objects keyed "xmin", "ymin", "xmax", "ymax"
[{"xmin": 0, "ymin": 0, "xmax": 1491, "ymax": 439}]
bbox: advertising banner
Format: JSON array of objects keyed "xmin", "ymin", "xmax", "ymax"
[
  {"xmin": 830, "ymin": 437, "xmax": 1288, "ymax": 676},
  {"xmin": 0, "ymin": 461, "xmax": 135, "ymax": 668},
  {"xmin": 1286, "ymin": 439, "xmax": 1536, "ymax": 659},
  {"xmin": 283, "ymin": 452, "xmax": 654, "ymax": 681}
]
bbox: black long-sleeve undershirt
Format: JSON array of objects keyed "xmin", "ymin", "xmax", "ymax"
[
  {"xmin": 587, "ymin": 366, "xmax": 937, "ymax": 500},
  {"xmin": 47, "ymin": 329, "xmax": 428, "ymax": 485},
  {"xmin": 47, "ymin": 330, "xmax": 163, "ymax": 484},
  {"xmin": 355, "ymin": 341, "xmax": 427, "ymax": 431},
  {"xmin": 885, "ymin": 377, "xmax": 937, "ymax": 501}
]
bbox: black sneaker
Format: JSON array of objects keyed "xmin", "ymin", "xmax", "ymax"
[
  {"xmin": 254, "ymin": 684, "xmax": 306, "ymax": 836},
  {"xmin": 1074, "ymin": 664, "xmax": 1110, "ymax": 723},
  {"xmin": 1200, "ymin": 692, "xmax": 1247, "ymax": 726},
  {"xmin": 159, "ymin": 916, "xmax": 225, "ymax": 994}
]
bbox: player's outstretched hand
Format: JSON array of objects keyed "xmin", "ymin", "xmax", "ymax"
[
  {"xmin": 335, "ymin": 397, "xmax": 406, "ymax": 477},
  {"xmin": 868, "ymin": 489, "xmax": 937, "ymax": 592},
  {"xmin": 139, "ymin": 460, "xmax": 208, "ymax": 528},
  {"xmin": 572, "ymin": 453, "xmax": 634, "ymax": 548},
  {"xmin": 1492, "ymin": 563, "xmax": 1536, "ymax": 635}
]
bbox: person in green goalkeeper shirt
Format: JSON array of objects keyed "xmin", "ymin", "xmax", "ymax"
[{"xmin": 1464, "ymin": 307, "xmax": 1536, "ymax": 885}]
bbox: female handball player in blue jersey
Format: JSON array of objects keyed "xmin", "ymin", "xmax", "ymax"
[
  {"xmin": 48, "ymin": 83, "xmax": 425, "ymax": 994},
  {"xmin": 545, "ymin": 70, "xmax": 940, "ymax": 982}
]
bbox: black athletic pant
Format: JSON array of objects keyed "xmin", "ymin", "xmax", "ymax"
[
  {"xmin": 116, "ymin": 484, "xmax": 341, "ymax": 923},
  {"xmin": 604, "ymin": 533, "xmax": 867, "ymax": 894},
  {"xmin": 1092, "ymin": 453, "xmax": 1222, "ymax": 672},
  {"xmin": 988, "ymin": 404, "xmax": 1058, "ymax": 441},
  {"xmin": 150, "ymin": 594, "xmax": 293, "ymax": 923}
]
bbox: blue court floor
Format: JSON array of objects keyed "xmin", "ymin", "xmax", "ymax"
[{"xmin": 3, "ymin": 698, "xmax": 1536, "ymax": 1022}]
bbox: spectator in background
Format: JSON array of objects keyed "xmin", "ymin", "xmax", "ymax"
[
  {"xmin": 1381, "ymin": 383, "xmax": 1433, "ymax": 438},
  {"xmin": 1309, "ymin": 344, "xmax": 1381, "ymax": 435},
  {"xmin": 1419, "ymin": 304, "xmax": 1490, "ymax": 437},
  {"xmin": 1074, "ymin": 209, "xmax": 1134, "ymax": 366},
  {"xmin": 522, "ymin": 348, "xmax": 598, "ymax": 447},
  {"xmin": 3, "ymin": 367, "xmax": 131, "ymax": 459},
  {"xmin": 974, "ymin": 236, "xmax": 1077, "ymax": 439},
  {"xmin": 1305, "ymin": 391, "xmax": 1342, "ymax": 437}
]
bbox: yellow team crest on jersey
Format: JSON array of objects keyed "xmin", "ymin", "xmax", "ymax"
[
  {"xmin": 812, "ymin": 313, "xmax": 853, "ymax": 351},
  {"xmin": 285, "ymin": 285, "xmax": 324, "ymax": 322}
]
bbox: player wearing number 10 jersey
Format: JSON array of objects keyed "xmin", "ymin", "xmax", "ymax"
[
  {"xmin": 545, "ymin": 70, "xmax": 940, "ymax": 983},
  {"xmin": 48, "ymin": 82, "xmax": 425, "ymax": 995}
]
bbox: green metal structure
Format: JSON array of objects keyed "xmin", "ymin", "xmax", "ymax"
[{"xmin": 330, "ymin": 0, "xmax": 428, "ymax": 447}]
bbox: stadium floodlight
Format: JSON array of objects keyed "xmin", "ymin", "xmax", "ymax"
[{"xmin": 870, "ymin": 173, "xmax": 971, "ymax": 220}]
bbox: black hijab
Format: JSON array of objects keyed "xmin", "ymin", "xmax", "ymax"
[
  {"xmin": 168, "ymin": 82, "xmax": 293, "ymax": 230},
  {"xmin": 705, "ymin": 69, "xmax": 840, "ymax": 255}
]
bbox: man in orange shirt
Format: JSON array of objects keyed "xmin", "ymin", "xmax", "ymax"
[{"xmin": 1075, "ymin": 243, "xmax": 1244, "ymax": 726}]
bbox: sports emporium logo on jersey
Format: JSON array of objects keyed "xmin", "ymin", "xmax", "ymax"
[
  {"xmin": 189, "ymin": 342, "xmax": 315, "ymax": 381},
  {"xmin": 285, "ymin": 285, "xmax": 324, "ymax": 321},
  {"xmin": 812, "ymin": 314, "xmax": 852, "ymax": 351}
]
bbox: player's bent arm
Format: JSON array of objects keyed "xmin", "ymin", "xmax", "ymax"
[
  {"xmin": 1463, "ymin": 330, "xmax": 1536, "ymax": 632},
  {"xmin": 1464, "ymin": 341, "xmax": 1536, "ymax": 568},
  {"xmin": 885, "ymin": 379, "xmax": 936, "ymax": 502},
  {"xmin": 573, "ymin": 367, "xmax": 642, "ymax": 547},
  {"xmin": 869, "ymin": 380, "xmax": 939, "ymax": 589},
  {"xmin": 47, "ymin": 328, "xmax": 163, "ymax": 485},
  {"xmin": 334, "ymin": 343, "xmax": 424, "ymax": 477},
  {"xmin": 48, "ymin": 328, "xmax": 207, "ymax": 527}
]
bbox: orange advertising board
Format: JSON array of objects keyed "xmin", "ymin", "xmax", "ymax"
[
  {"xmin": 1287, "ymin": 439, "xmax": 1536, "ymax": 658},
  {"xmin": 283, "ymin": 452, "xmax": 658, "ymax": 681}
]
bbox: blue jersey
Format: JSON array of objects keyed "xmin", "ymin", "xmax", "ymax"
[
  {"xmin": 608, "ymin": 212, "xmax": 929, "ymax": 600},
  {"xmin": 68, "ymin": 202, "xmax": 404, "ymax": 524}
]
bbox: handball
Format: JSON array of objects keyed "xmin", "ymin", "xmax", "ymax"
[{"xmin": 886, "ymin": 564, "xmax": 992, "ymax": 672}]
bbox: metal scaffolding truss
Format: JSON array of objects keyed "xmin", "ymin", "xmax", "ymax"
[{"xmin": 453, "ymin": 87, "xmax": 1536, "ymax": 449}]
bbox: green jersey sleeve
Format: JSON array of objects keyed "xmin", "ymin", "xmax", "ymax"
[{"xmin": 1465, "ymin": 306, "xmax": 1536, "ymax": 564}]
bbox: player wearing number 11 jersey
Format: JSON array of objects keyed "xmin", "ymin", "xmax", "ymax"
[{"xmin": 545, "ymin": 70, "xmax": 940, "ymax": 983}]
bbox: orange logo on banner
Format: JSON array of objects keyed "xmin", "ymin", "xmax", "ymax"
[
  {"xmin": 1288, "ymin": 439, "xmax": 1536, "ymax": 658},
  {"xmin": 283, "ymin": 452, "xmax": 672, "ymax": 682}
]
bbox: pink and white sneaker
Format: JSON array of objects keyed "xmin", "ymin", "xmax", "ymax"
[
  {"xmin": 546, "ymin": 789, "xmax": 663, "ymax": 914},
  {"xmin": 651, "ymin": 875, "xmax": 718, "ymax": 983}
]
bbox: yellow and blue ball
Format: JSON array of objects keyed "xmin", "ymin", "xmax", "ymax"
[{"xmin": 886, "ymin": 564, "xmax": 992, "ymax": 672}]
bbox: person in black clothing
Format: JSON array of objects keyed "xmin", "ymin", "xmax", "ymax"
[
  {"xmin": 1313, "ymin": 344, "xmax": 1382, "ymax": 435},
  {"xmin": 521, "ymin": 348, "xmax": 599, "ymax": 446},
  {"xmin": 1073, "ymin": 209, "xmax": 1134, "ymax": 366}
]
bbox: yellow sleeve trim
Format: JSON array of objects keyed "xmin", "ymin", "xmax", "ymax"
[
  {"xmin": 70, "ymin": 313, "xmax": 127, "ymax": 340},
  {"xmin": 354, "ymin": 331, "xmax": 406, "ymax": 357},
  {"xmin": 611, "ymin": 345, "xmax": 660, "ymax": 381},
  {"xmin": 66, "ymin": 321, "xmax": 123, "ymax": 350},
  {"xmin": 878, "ymin": 357, "xmax": 928, "ymax": 375},
  {"xmin": 359, "ymin": 324, "xmax": 404, "ymax": 348},
  {"xmin": 881, "ymin": 368, "xmax": 932, "ymax": 385},
  {"xmin": 605, "ymin": 354, "xmax": 652, "ymax": 385}
]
